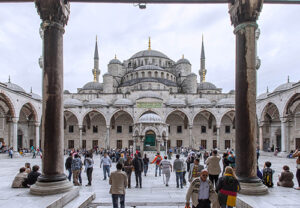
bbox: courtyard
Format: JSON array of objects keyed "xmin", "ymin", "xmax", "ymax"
[{"xmin": 0, "ymin": 152, "xmax": 299, "ymax": 208}]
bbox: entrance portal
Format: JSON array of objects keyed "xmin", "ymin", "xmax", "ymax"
[{"xmin": 144, "ymin": 130, "xmax": 156, "ymax": 151}]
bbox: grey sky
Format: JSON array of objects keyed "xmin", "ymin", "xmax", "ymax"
[{"xmin": 0, "ymin": 3, "xmax": 299, "ymax": 97}]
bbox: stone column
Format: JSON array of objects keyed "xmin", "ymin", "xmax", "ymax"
[
  {"xmin": 156, "ymin": 138, "xmax": 161, "ymax": 153},
  {"xmin": 31, "ymin": 0, "xmax": 73, "ymax": 195},
  {"xmin": 140, "ymin": 137, "xmax": 144, "ymax": 156},
  {"xmin": 165, "ymin": 138, "xmax": 168, "ymax": 155},
  {"xmin": 106, "ymin": 126, "xmax": 110, "ymax": 150},
  {"xmin": 216, "ymin": 127, "xmax": 220, "ymax": 150},
  {"xmin": 35, "ymin": 122, "xmax": 40, "ymax": 149},
  {"xmin": 229, "ymin": 0, "xmax": 267, "ymax": 195},
  {"xmin": 280, "ymin": 120, "xmax": 286, "ymax": 152},
  {"xmin": 259, "ymin": 125, "xmax": 263, "ymax": 151},
  {"xmin": 12, "ymin": 118, "xmax": 18, "ymax": 152},
  {"xmin": 133, "ymin": 137, "xmax": 137, "ymax": 155},
  {"xmin": 79, "ymin": 125, "xmax": 83, "ymax": 149},
  {"xmin": 188, "ymin": 125, "xmax": 193, "ymax": 148}
]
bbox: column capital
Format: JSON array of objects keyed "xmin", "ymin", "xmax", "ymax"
[
  {"xmin": 78, "ymin": 125, "xmax": 83, "ymax": 130},
  {"xmin": 35, "ymin": 122, "xmax": 41, "ymax": 127},
  {"xmin": 12, "ymin": 117, "xmax": 19, "ymax": 123},
  {"xmin": 35, "ymin": 0, "xmax": 70, "ymax": 29},
  {"xmin": 229, "ymin": 0, "xmax": 263, "ymax": 28}
]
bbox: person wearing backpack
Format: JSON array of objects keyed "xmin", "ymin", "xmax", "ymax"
[
  {"xmin": 262, "ymin": 161, "xmax": 274, "ymax": 188},
  {"xmin": 84, "ymin": 153, "xmax": 94, "ymax": 186},
  {"xmin": 132, "ymin": 153, "xmax": 144, "ymax": 188},
  {"xmin": 151, "ymin": 152, "xmax": 163, "ymax": 177}
]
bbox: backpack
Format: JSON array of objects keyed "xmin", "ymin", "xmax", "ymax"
[
  {"xmin": 263, "ymin": 168, "xmax": 273, "ymax": 187},
  {"xmin": 156, "ymin": 156, "xmax": 162, "ymax": 165}
]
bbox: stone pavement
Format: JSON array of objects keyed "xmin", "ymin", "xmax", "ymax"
[{"xmin": 0, "ymin": 152, "xmax": 299, "ymax": 208}]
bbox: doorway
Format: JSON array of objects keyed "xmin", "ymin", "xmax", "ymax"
[{"xmin": 144, "ymin": 130, "xmax": 156, "ymax": 151}]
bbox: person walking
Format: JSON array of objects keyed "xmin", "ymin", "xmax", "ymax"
[
  {"xmin": 188, "ymin": 158, "xmax": 204, "ymax": 182},
  {"xmin": 173, "ymin": 154, "xmax": 184, "ymax": 188},
  {"xmin": 151, "ymin": 152, "xmax": 163, "ymax": 177},
  {"xmin": 160, "ymin": 156, "xmax": 172, "ymax": 186},
  {"xmin": 124, "ymin": 155, "xmax": 133, "ymax": 188},
  {"xmin": 65, "ymin": 153, "xmax": 73, "ymax": 181},
  {"xmin": 100, "ymin": 152, "xmax": 112, "ymax": 180},
  {"xmin": 292, "ymin": 149, "xmax": 300, "ymax": 190},
  {"xmin": 132, "ymin": 153, "xmax": 144, "ymax": 188},
  {"xmin": 143, "ymin": 154, "xmax": 149, "ymax": 176},
  {"xmin": 186, "ymin": 169, "xmax": 217, "ymax": 208},
  {"xmin": 84, "ymin": 153, "xmax": 94, "ymax": 186},
  {"xmin": 71, "ymin": 154, "xmax": 82, "ymax": 186},
  {"xmin": 205, "ymin": 149, "xmax": 221, "ymax": 188},
  {"xmin": 109, "ymin": 163, "xmax": 128, "ymax": 208},
  {"xmin": 216, "ymin": 166, "xmax": 240, "ymax": 208}
]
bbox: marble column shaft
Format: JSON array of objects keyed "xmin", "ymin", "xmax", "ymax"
[
  {"xmin": 79, "ymin": 125, "xmax": 83, "ymax": 149},
  {"xmin": 188, "ymin": 125, "xmax": 192, "ymax": 148},
  {"xmin": 259, "ymin": 126, "xmax": 263, "ymax": 151},
  {"xmin": 216, "ymin": 127, "xmax": 220, "ymax": 150},
  {"xmin": 35, "ymin": 122, "xmax": 40, "ymax": 149},
  {"xmin": 281, "ymin": 121, "xmax": 286, "ymax": 152},
  {"xmin": 106, "ymin": 126, "xmax": 110, "ymax": 149},
  {"xmin": 12, "ymin": 118, "xmax": 18, "ymax": 151}
]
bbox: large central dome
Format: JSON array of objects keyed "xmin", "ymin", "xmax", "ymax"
[{"xmin": 130, "ymin": 49, "xmax": 169, "ymax": 59}]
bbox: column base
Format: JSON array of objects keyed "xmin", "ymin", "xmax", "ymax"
[
  {"xmin": 239, "ymin": 180, "xmax": 268, "ymax": 195},
  {"xmin": 30, "ymin": 179, "xmax": 73, "ymax": 196}
]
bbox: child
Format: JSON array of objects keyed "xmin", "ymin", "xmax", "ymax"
[{"xmin": 262, "ymin": 161, "xmax": 274, "ymax": 187}]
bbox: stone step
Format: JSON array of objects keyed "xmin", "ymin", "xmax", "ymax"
[
  {"xmin": 64, "ymin": 191, "xmax": 95, "ymax": 208},
  {"xmin": 86, "ymin": 202, "xmax": 185, "ymax": 207},
  {"xmin": 47, "ymin": 187, "xmax": 80, "ymax": 208}
]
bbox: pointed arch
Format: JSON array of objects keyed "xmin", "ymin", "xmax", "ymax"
[{"xmin": 0, "ymin": 92, "xmax": 16, "ymax": 118}]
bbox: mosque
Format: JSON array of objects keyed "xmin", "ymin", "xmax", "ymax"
[{"xmin": 0, "ymin": 38, "xmax": 299, "ymax": 153}]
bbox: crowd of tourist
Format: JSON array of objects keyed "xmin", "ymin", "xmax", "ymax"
[{"xmin": 9, "ymin": 146, "xmax": 300, "ymax": 208}]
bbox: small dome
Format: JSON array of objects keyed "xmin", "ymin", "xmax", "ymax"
[
  {"xmin": 109, "ymin": 58, "xmax": 122, "ymax": 65},
  {"xmin": 64, "ymin": 98, "xmax": 83, "ymax": 108},
  {"xmin": 82, "ymin": 82, "xmax": 103, "ymax": 91},
  {"xmin": 30, "ymin": 92, "xmax": 42, "ymax": 101},
  {"xmin": 87, "ymin": 98, "xmax": 108, "ymax": 107},
  {"xmin": 198, "ymin": 82, "xmax": 217, "ymax": 90},
  {"xmin": 135, "ymin": 65, "xmax": 164, "ymax": 71},
  {"xmin": 114, "ymin": 98, "xmax": 133, "ymax": 107},
  {"xmin": 229, "ymin": 90, "xmax": 235, "ymax": 94},
  {"xmin": 138, "ymin": 92, "xmax": 162, "ymax": 100},
  {"xmin": 273, "ymin": 82, "xmax": 295, "ymax": 92},
  {"xmin": 217, "ymin": 98, "xmax": 235, "ymax": 107},
  {"xmin": 176, "ymin": 58, "xmax": 191, "ymax": 65},
  {"xmin": 166, "ymin": 98, "xmax": 186, "ymax": 107},
  {"xmin": 5, "ymin": 82, "xmax": 25, "ymax": 93},
  {"xmin": 131, "ymin": 50, "xmax": 169, "ymax": 59},
  {"xmin": 139, "ymin": 113, "xmax": 163, "ymax": 124},
  {"xmin": 64, "ymin": 90, "xmax": 70, "ymax": 94},
  {"xmin": 189, "ymin": 98, "xmax": 211, "ymax": 106},
  {"xmin": 257, "ymin": 92, "xmax": 268, "ymax": 100}
]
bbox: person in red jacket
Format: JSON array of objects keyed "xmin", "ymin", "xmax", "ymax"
[{"xmin": 151, "ymin": 152, "xmax": 163, "ymax": 177}]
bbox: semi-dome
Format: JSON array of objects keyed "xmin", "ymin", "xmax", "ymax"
[
  {"xmin": 139, "ymin": 113, "xmax": 163, "ymax": 124},
  {"xmin": 217, "ymin": 98, "xmax": 235, "ymax": 107},
  {"xmin": 109, "ymin": 58, "xmax": 122, "ymax": 65},
  {"xmin": 131, "ymin": 49, "xmax": 169, "ymax": 59},
  {"xmin": 166, "ymin": 98, "xmax": 186, "ymax": 107},
  {"xmin": 64, "ymin": 98, "xmax": 83, "ymax": 108},
  {"xmin": 257, "ymin": 92, "xmax": 269, "ymax": 100},
  {"xmin": 273, "ymin": 82, "xmax": 295, "ymax": 92},
  {"xmin": 189, "ymin": 98, "xmax": 211, "ymax": 106},
  {"xmin": 30, "ymin": 92, "xmax": 42, "ymax": 101},
  {"xmin": 5, "ymin": 82, "xmax": 25, "ymax": 93},
  {"xmin": 176, "ymin": 58, "xmax": 191, "ymax": 65},
  {"xmin": 114, "ymin": 98, "xmax": 133, "ymax": 107},
  {"xmin": 82, "ymin": 82, "xmax": 103, "ymax": 91},
  {"xmin": 135, "ymin": 65, "xmax": 164, "ymax": 71},
  {"xmin": 198, "ymin": 82, "xmax": 217, "ymax": 90},
  {"xmin": 87, "ymin": 98, "xmax": 108, "ymax": 107}
]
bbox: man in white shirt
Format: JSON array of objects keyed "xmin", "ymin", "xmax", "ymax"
[{"xmin": 159, "ymin": 156, "xmax": 172, "ymax": 186}]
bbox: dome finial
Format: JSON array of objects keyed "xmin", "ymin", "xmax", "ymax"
[
  {"xmin": 30, "ymin": 87, "xmax": 33, "ymax": 93},
  {"xmin": 148, "ymin": 37, "xmax": 151, "ymax": 50},
  {"xmin": 287, "ymin": 75, "xmax": 290, "ymax": 83},
  {"xmin": 182, "ymin": 54, "xmax": 184, "ymax": 59},
  {"xmin": 8, "ymin": 75, "xmax": 10, "ymax": 83},
  {"xmin": 115, "ymin": 54, "xmax": 117, "ymax": 59},
  {"xmin": 267, "ymin": 86, "xmax": 269, "ymax": 93}
]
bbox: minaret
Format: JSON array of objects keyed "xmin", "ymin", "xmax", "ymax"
[
  {"xmin": 199, "ymin": 34, "xmax": 207, "ymax": 83},
  {"xmin": 148, "ymin": 37, "xmax": 151, "ymax": 50},
  {"xmin": 92, "ymin": 36, "xmax": 100, "ymax": 82}
]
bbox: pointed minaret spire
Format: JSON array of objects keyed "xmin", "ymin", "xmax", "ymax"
[
  {"xmin": 148, "ymin": 37, "xmax": 151, "ymax": 50},
  {"xmin": 30, "ymin": 87, "xmax": 33, "ymax": 93},
  {"xmin": 287, "ymin": 75, "xmax": 290, "ymax": 83},
  {"xmin": 92, "ymin": 36, "xmax": 100, "ymax": 82},
  {"xmin": 199, "ymin": 34, "xmax": 207, "ymax": 83},
  {"xmin": 8, "ymin": 75, "xmax": 10, "ymax": 83}
]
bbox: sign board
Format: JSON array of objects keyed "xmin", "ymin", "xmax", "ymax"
[{"xmin": 137, "ymin": 102, "xmax": 162, "ymax": 108}]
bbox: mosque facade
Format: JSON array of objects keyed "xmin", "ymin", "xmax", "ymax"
[{"xmin": 0, "ymin": 38, "xmax": 299, "ymax": 153}]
